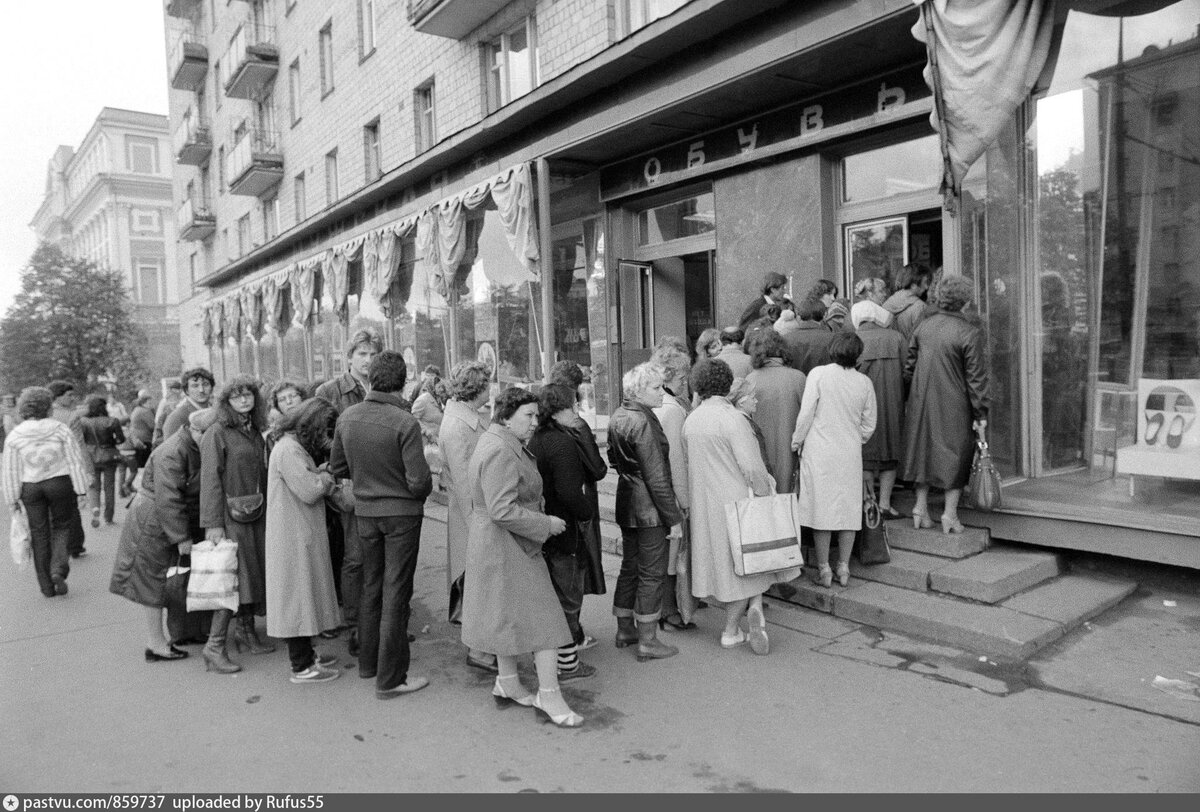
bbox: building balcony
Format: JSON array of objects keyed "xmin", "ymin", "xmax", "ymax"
[
  {"xmin": 165, "ymin": 0, "xmax": 203, "ymax": 19},
  {"xmin": 178, "ymin": 196, "xmax": 216, "ymax": 241},
  {"xmin": 407, "ymin": 0, "xmax": 510, "ymax": 39},
  {"xmin": 169, "ymin": 33, "xmax": 208, "ymax": 91},
  {"xmin": 227, "ymin": 129, "xmax": 283, "ymax": 197},
  {"xmin": 222, "ymin": 23, "xmax": 278, "ymax": 99},
  {"xmin": 173, "ymin": 116, "xmax": 212, "ymax": 166}
]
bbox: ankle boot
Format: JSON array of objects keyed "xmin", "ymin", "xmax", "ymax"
[
  {"xmin": 203, "ymin": 611, "xmax": 242, "ymax": 674},
  {"xmin": 614, "ymin": 616, "xmax": 638, "ymax": 648},
  {"xmin": 233, "ymin": 614, "xmax": 276, "ymax": 655},
  {"xmin": 635, "ymin": 620, "xmax": 678, "ymax": 662}
]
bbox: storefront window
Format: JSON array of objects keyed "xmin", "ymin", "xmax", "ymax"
[
  {"xmin": 239, "ymin": 337, "xmax": 256, "ymax": 380},
  {"xmin": 637, "ymin": 192, "xmax": 714, "ymax": 246},
  {"xmin": 257, "ymin": 331, "xmax": 280, "ymax": 386},
  {"xmin": 391, "ymin": 236, "xmax": 450, "ymax": 385},
  {"xmin": 222, "ymin": 339, "xmax": 240, "ymax": 383},
  {"xmin": 280, "ymin": 292, "xmax": 308, "ymax": 383},
  {"xmin": 312, "ymin": 278, "xmax": 343, "ymax": 385},
  {"xmin": 550, "ymin": 217, "xmax": 609, "ymax": 418}
]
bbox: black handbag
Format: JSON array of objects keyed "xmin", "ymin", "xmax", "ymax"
[
  {"xmin": 226, "ymin": 491, "xmax": 264, "ymax": 523},
  {"xmin": 162, "ymin": 555, "xmax": 190, "ymax": 616},
  {"xmin": 854, "ymin": 481, "xmax": 892, "ymax": 565},
  {"xmin": 968, "ymin": 428, "xmax": 1002, "ymax": 512}
]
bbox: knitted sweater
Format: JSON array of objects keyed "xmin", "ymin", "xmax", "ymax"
[{"xmin": 1, "ymin": 418, "xmax": 90, "ymax": 505}]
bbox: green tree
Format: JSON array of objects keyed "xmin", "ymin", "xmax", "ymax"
[{"xmin": 0, "ymin": 242, "xmax": 150, "ymax": 395}]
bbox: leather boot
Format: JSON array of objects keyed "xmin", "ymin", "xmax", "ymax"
[
  {"xmin": 614, "ymin": 616, "xmax": 638, "ymax": 649},
  {"xmin": 635, "ymin": 620, "xmax": 678, "ymax": 662},
  {"xmin": 233, "ymin": 614, "xmax": 276, "ymax": 655},
  {"xmin": 203, "ymin": 610, "xmax": 242, "ymax": 674}
]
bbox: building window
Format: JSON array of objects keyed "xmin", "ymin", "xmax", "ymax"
[
  {"xmin": 130, "ymin": 209, "xmax": 162, "ymax": 235},
  {"xmin": 319, "ymin": 21, "xmax": 334, "ymax": 97},
  {"xmin": 483, "ymin": 17, "xmax": 538, "ymax": 113},
  {"xmin": 363, "ymin": 119, "xmax": 381, "ymax": 183},
  {"xmin": 236, "ymin": 213, "xmax": 251, "ymax": 257},
  {"xmin": 217, "ymin": 145, "xmax": 226, "ymax": 192},
  {"xmin": 325, "ymin": 149, "xmax": 339, "ymax": 206},
  {"xmin": 214, "ymin": 59, "xmax": 222, "ymax": 108},
  {"xmin": 358, "ymin": 0, "xmax": 376, "ymax": 58},
  {"xmin": 125, "ymin": 136, "xmax": 159, "ymax": 174},
  {"xmin": 414, "ymin": 81, "xmax": 436, "ymax": 153},
  {"xmin": 294, "ymin": 172, "xmax": 306, "ymax": 223},
  {"xmin": 288, "ymin": 59, "xmax": 302, "ymax": 125},
  {"xmin": 263, "ymin": 195, "xmax": 280, "ymax": 241},
  {"xmin": 618, "ymin": 0, "xmax": 690, "ymax": 37},
  {"xmin": 189, "ymin": 253, "xmax": 199, "ymax": 288},
  {"xmin": 135, "ymin": 258, "xmax": 163, "ymax": 305}
]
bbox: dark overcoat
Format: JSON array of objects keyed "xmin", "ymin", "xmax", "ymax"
[
  {"xmin": 200, "ymin": 420, "xmax": 268, "ymax": 608},
  {"xmin": 857, "ymin": 321, "xmax": 907, "ymax": 468}
]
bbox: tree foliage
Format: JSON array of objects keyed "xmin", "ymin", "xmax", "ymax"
[{"xmin": 0, "ymin": 242, "xmax": 150, "ymax": 395}]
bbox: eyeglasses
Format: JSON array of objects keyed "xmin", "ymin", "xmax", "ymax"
[{"xmin": 229, "ymin": 392, "xmax": 255, "ymax": 402}]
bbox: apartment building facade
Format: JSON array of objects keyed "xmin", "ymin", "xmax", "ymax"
[
  {"xmin": 29, "ymin": 107, "xmax": 184, "ymax": 385},
  {"xmin": 163, "ymin": 0, "xmax": 1199, "ymax": 569}
]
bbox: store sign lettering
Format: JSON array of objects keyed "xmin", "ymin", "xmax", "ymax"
[{"xmin": 600, "ymin": 66, "xmax": 930, "ymax": 199}]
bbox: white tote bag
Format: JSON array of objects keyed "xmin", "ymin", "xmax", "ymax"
[
  {"xmin": 186, "ymin": 538, "xmax": 240, "ymax": 612},
  {"xmin": 724, "ymin": 492, "xmax": 804, "ymax": 576}
]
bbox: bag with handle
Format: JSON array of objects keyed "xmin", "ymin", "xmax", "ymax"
[
  {"xmin": 186, "ymin": 538, "xmax": 239, "ymax": 612},
  {"xmin": 10, "ymin": 502, "xmax": 31, "ymax": 571},
  {"xmin": 724, "ymin": 491, "xmax": 804, "ymax": 576},
  {"xmin": 968, "ymin": 428, "xmax": 1003, "ymax": 512},
  {"xmin": 854, "ymin": 481, "xmax": 892, "ymax": 565}
]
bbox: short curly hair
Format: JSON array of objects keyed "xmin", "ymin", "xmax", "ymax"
[
  {"xmin": 537, "ymin": 383, "xmax": 577, "ymax": 425},
  {"xmin": 747, "ymin": 329, "xmax": 787, "ymax": 369},
  {"xmin": 84, "ymin": 395, "xmax": 107, "ymax": 418},
  {"xmin": 649, "ymin": 345, "xmax": 691, "ymax": 386},
  {"xmin": 180, "ymin": 367, "xmax": 215, "ymax": 390},
  {"xmin": 492, "ymin": 386, "xmax": 538, "ymax": 423},
  {"xmin": 690, "ymin": 359, "xmax": 733, "ymax": 400},
  {"xmin": 448, "ymin": 360, "xmax": 491, "ymax": 403},
  {"xmin": 17, "ymin": 386, "xmax": 54, "ymax": 420},
  {"xmin": 933, "ymin": 276, "xmax": 973, "ymax": 312},
  {"xmin": 853, "ymin": 277, "xmax": 889, "ymax": 302},
  {"xmin": 621, "ymin": 362, "xmax": 662, "ymax": 401},
  {"xmin": 548, "ymin": 360, "xmax": 584, "ymax": 391},
  {"xmin": 268, "ymin": 379, "xmax": 308, "ymax": 412}
]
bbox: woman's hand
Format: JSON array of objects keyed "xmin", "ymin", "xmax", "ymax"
[
  {"xmin": 177, "ymin": 541, "xmax": 193, "ymax": 555},
  {"xmin": 318, "ymin": 471, "xmax": 336, "ymax": 494},
  {"xmin": 973, "ymin": 419, "xmax": 988, "ymax": 434},
  {"xmin": 205, "ymin": 527, "xmax": 226, "ymax": 542},
  {"xmin": 548, "ymin": 516, "xmax": 567, "ymax": 536}
]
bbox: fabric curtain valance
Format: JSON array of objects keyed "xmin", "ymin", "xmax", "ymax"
[
  {"xmin": 239, "ymin": 283, "xmax": 261, "ymax": 341},
  {"xmin": 289, "ymin": 259, "xmax": 319, "ymax": 328},
  {"xmin": 222, "ymin": 293, "xmax": 242, "ymax": 344}
]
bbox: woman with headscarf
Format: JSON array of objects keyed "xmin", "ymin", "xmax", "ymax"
[{"xmin": 852, "ymin": 277, "xmax": 907, "ymax": 517}]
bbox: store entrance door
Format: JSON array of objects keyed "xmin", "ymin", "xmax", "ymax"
[
  {"xmin": 616, "ymin": 250, "xmax": 715, "ymax": 373},
  {"xmin": 841, "ymin": 207, "xmax": 943, "ymax": 292}
]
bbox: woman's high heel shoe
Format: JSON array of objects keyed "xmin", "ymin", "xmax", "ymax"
[
  {"xmin": 815, "ymin": 564, "xmax": 833, "ymax": 588},
  {"xmin": 492, "ymin": 675, "xmax": 534, "ymax": 709},
  {"xmin": 941, "ymin": 515, "xmax": 965, "ymax": 535},
  {"xmin": 835, "ymin": 562, "xmax": 850, "ymax": 587},
  {"xmin": 912, "ymin": 508, "xmax": 934, "ymax": 530},
  {"xmin": 532, "ymin": 687, "xmax": 583, "ymax": 728}
]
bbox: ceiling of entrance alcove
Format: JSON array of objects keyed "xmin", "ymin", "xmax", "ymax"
[{"xmin": 550, "ymin": 9, "xmax": 926, "ymax": 169}]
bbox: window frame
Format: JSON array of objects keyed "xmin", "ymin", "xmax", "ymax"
[
  {"xmin": 236, "ymin": 212, "xmax": 252, "ymax": 257},
  {"xmin": 319, "ymin": 21, "xmax": 334, "ymax": 98},
  {"xmin": 125, "ymin": 135, "xmax": 160, "ymax": 174},
  {"xmin": 414, "ymin": 80, "xmax": 436, "ymax": 153},
  {"xmin": 294, "ymin": 171, "xmax": 307, "ymax": 223},
  {"xmin": 358, "ymin": 0, "xmax": 376, "ymax": 61},
  {"xmin": 134, "ymin": 257, "xmax": 164, "ymax": 305},
  {"xmin": 288, "ymin": 58, "xmax": 302, "ymax": 126},
  {"xmin": 324, "ymin": 148, "xmax": 339, "ymax": 206},
  {"xmin": 363, "ymin": 118, "xmax": 382, "ymax": 183},
  {"xmin": 263, "ymin": 194, "xmax": 280, "ymax": 242},
  {"xmin": 483, "ymin": 16, "xmax": 539, "ymax": 114}
]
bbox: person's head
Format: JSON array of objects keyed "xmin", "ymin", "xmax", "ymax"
[
  {"xmin": 649, "ymin": 345, "xmax": 692, "ymax": 393},
  {"xmin": 760, "ymin": 303, "xmax": 783, "ymax": 323},
  {"xmin": 448, "ymin": 360, "xmax": 491, "ymax": 406},
  {"xmin": 896, "ymin": 262, "xmax": 933, "ymax": 296},
  {"xmin": 276, "ymin": 397, "xmax": 339, "ymax": 464},
  {"xmin": 808, "ymin": 279, "xmax": 838, "ymax": 307},
  {"xmin": 689, "ymin": 359, "xmax": 734, "ymax": 401},
  {"xmin": 84, "ymin": 395, "xmax": 107, "ymax": 418},
  {"xmin": 933, "ymin": 275, "xmax": 973, "ymax": 313},
  {"xmin": 537, "ymin": 383, "xmax": 578, "ymax": 427},
  {"xmin": 761, "ymin": 272, "xmax": 788, "ymax": 302},
  {"xmin": 0, "ymin": 393, "xmax": 15, "ymax": 410},
  {"xmin": 747, "ymin": 328, "xmax": 787, "ymax": 369},
  {"xmin": 548, "ymin": 360, "xmax": 585, "ymax": 392},
  {"xmin": 187, "ymin": 406, "xmax": 219, "ymax": 444},
  {"xmin": 164, "ymin": 380, "xmax": 183, "ymax": 404},
  {"xmin": 653, "ymin": 335, "xmax": 690, "ymax": 356},
  {"xmin": 346, "ymin": 328, "xmax": 384, "ymax": 380},
  {"xmin": 695, "ymin": 328, "xmax": 722, "ymax": 360},
  {"xmin": 796, "ymin": 297, "xmax": 827, "ymax": 323},
  {"xmin": 492, "ymin": 386, "xmax": 540, "ymax": 442},
  {"xmin": 135, "ymin": 392, "xmax": 153, "ymax": 408},
  {"xmin": 853, "ymin": 277, "xmax": 889, "ymax": 305},
  {"xmin": 828, "ymin": 331, "xmax": 865, "ymax": 369},
  {"xmin": 47, "ymin": 380, "xmax": 77, "ymax": 406},
  {"xmin": 727, "ymin": 377, "xmax": 759, "ymax": 417},
  {"xmin": 180, "ymin": 367, "xmax": 215, "ymax": 406},
  {"xmin": 367, "ymin": 351, "xmax": 408, "ymax": 394},
  {"xmin": 215, "ymin": 375, "xmax": 266, "ymax": 431},
  {"xmin": 17, "ymin": 386, "xmax": 54, "ymax": 421},
  {"xmin": 421, "ymin": 364, "xmax": 441, "ymax": 388},
  {"xmin": 622, "ymin": 362, "xmax": 664, "ymax": 409},
  {"xmin": 269, "ymin": 379, "xmax": 307, "ymax": 415},
  {"xmin": 719, "ymin": 327, "xmax": 744, "ymax": 348}
]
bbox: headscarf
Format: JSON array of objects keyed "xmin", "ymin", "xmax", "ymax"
[{"xmin": 851, "ymin": 300, "xmax": 894, "ymax": 330}]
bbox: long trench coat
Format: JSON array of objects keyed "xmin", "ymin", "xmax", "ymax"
[
  {"xmin": 792, "ymin": 364, "xmax": 877, "ymax": 530},
  {"xmin": 747, "ymin": 359, "xmax": 807, "ymax": 492},
  {"xmin": 683, "ymin": 397, "xmax": 802, "ymax": 602},
  {"xmin": 461, "ymin": 424, "xmax": 571, "ymax": 655},
  {"xmin": 902, "ymin": 309, "xmax": 990, "ymax": 490},
  {"xmin": 265, "ymin": 435, "xmax": 342, "ymax": 638},
  {"xmin": 856, "ymin": 321, "xmax": 907, "ymax": 468},
  {"xmin": 199, "ymin": 420, "xmax": 268, "ymax": 609},
  {"xmin": 438, "ymin": 398, "xmax": 487, "ymax": 619}
]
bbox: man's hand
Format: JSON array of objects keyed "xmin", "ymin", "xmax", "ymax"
[{"xmin": 205, "ymin": 527, "xmax": 226, "ymax": 542}]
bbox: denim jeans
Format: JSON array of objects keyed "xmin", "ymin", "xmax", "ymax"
[
  {"xmin": 356, "ymin": 513, "xmax": 422, "ymax": 691},
  {"xmin": 21, "ymin": 476, "xmax": 73, "ymax": 595},
  {"xmin": 544, "ymin": 550, "xmax": 584, "ymax": 646},
  {"xmin": 612, "ymin": 525, "xmax": 669, "ymax": 623},
  {"xmin": 88, "ymin": 461, "xmax": 119, "ymax": 523},
  {"xmin": 286, "ymin": 636, "xmax": 315, "ymax": 672},
  {"xmin": 340, "ymin": 509, "xmax": 362, "ymax": 626}
]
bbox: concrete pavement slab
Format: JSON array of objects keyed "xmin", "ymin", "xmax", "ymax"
[
  {"xmin": 848, "ymin": 548, "xmax": 950, "ymax": 591},
  {"xmin": 929, "ymin": 547, "xmax": 1061, "ymax": 604},
  {"xmin": 1002, "ymin": 573, "xmax": 1138, "ymax": 629}
]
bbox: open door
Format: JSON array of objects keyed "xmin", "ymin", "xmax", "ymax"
[{"xmin": 616, "ymin": 260, "xmax": 655, "ymax": 374}]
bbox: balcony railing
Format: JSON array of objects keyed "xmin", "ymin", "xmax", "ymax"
[
  {"xmin": 165, "ymin": 0, "xmax": 203, "ymax": 19},
  {"xmin": 173, "ymin": 113, "xmax": 212, "ymax": 166},
  {"xmin": 222, "ymin": 23, "xmax": 279, "ymax": 99},
  {"xmin": 408, "ymin": 0, "xmax": 511, "ymax": 39},
  {"xmin": 228, "ymin": 129, "xmax": 283, "ymax": 197},
  {"xmin": 178, "ymin": 196, "xmax": 216, "ymax": 241},
  {"xmin": 169, "ymin": 30, "xmax": 209, "ymax": 91}
]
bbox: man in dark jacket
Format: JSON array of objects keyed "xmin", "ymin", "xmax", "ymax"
[
  {"xmin": 782, "ymin": 298, "xmax": 836, "ymax": 374},
  {"xmin": 736, "ymin": 271, "xmax": 791, "ymax": 332},
  {"xmin": 330, "ymin": 351, "xmax": 432, "ymax": 699},
  {"xmin": 158, "ymin": 368, "xmax": 215, "ymax": 448},
  {"xmin": 314, "ymin": 327, "xmax": 383, "ymax": 657}
]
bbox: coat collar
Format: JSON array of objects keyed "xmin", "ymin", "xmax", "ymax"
[
  {"xmin": 444, "ymin": 399, "xmax": 485, "ymax": 429},
  {"xmin": 795, "ymin": 321, "xmax": 822, "ymax": 331},
  {"xmin": 365, "ymin": 390, "xmax": 406, "ymax": 409},
  {"xmin": 337, "ymin": 371, "xmax": 366, "ymax": 396},
  {"xmin": 486, "ymin": 422, "xmax": 531, "ymax": 455}
]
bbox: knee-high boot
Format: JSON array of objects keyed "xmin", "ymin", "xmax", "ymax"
[
  {"xmin": 232, "ymin": 612, "xmax": 276, "ymax": 655},
  {"xmin": 203, "ymin": 609, "xmax": 242, "ymax": 674}
]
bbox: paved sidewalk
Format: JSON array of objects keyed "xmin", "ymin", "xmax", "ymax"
[{"xmin": 1, "ymin": 498, "xmax": 1197, "ymax": 792}]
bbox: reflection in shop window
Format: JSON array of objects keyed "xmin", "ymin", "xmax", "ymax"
[
  {"xmin": 637, "ymin": 192, "xmax": 714, "ymax": 246},
  {"xmin": 551, "ymin": 218, "xmax": 609, "ymax": 420},
  {"xmin": 390, "ymin": 235, "xmax": 450, "ymax": 390},
  {"xmin": 279, "ymin": 290, "xmax": 308, "ymax": 383},
  {"xmin": 258, "ymin": 330, "xmax": 280, "ymax": 386}
]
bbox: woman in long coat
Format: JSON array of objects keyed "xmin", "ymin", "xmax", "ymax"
[
  {"xmin": 852, "ymin": 278, "xmax": 907, "ymax": 516},
  {"xmin": 902, "ymin": 276, "xmax": 989, "ymax": 535},
  {"xmin": 110, "ymin": 407, "xmax": 214, "ymax": 663},
  {"xmin": 461, "ymin": 388, "xmax": 580, "ymax": 727},
  {"xmin": 266, "ymin": 398, "xmax": 342, "ymax": 684},
  {"xmin": 745, "ymin": 329, "xmax": 806, "ymax": 492},
  {"xmin": 438, "ymin": 360, "xmax": 494, "ymax": 673},
  {"xmin": 649, "ymin": 345, "xmax": 694, "ymax": 631},
  {"xmin": 684, "ymin": 359, "xmax": 802, "ymax": 656},
  {"xmin": 199, "ymin": 375, "xmax": 272, "ymax": 673},
  {"xmin": 792, "ymin": 333, "xmax": 877, "ymax": 588}
]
